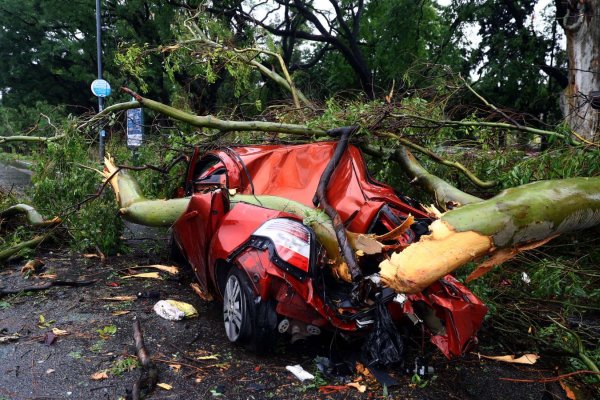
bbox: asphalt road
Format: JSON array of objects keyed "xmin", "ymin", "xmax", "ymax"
[{"xmin": 0, "ymin": 160, "xmax": 31, "ymax": 192}]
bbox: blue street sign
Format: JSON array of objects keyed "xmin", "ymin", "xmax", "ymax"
[
  {"xmin": 127, "ymin": 104, "xmax": 143, "ymax": 147},
  {"xmin": 91, "ymin": 79, "xmax": 111, "ymax": 97}
]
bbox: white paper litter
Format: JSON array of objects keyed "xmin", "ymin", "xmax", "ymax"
[
  {"xmin": 153, "ymin": 300, "xmax": 185, "ymax": 321},
  {"xmin": 285, "ymin": 364, "xmax": 315, "ymax": 382}
]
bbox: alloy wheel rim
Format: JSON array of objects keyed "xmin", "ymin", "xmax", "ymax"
[{"xmin": 223, "ymin": 275, "xmax": 243, "ymax": 342}]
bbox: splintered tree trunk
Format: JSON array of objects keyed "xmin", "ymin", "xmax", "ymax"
[
  {"xmin": 559, "ymin": 0, "xmax": 600, "ymax": 140},
  {"xmin": 380, "ymin": 177, "xmax": 600, "ymax": 293}
]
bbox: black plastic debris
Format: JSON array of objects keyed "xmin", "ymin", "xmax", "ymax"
[
  {"xmin": 361, "ymin": 299, "xmax": 404, "ymax": 367},
  {"xmin": 137, "ymin": 291, "xmax": 160, "ymax": 299}
]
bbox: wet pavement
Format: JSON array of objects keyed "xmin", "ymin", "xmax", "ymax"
[
  {"xmin": 0, "ymin": 160, "xmax": 31, "ymax": 193},
  {"xmin": 0, "ymin": 247, "xmax": 570, "ymax": 400}
]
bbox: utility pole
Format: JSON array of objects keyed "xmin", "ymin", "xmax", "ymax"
[{"xmin": 95, "ymin": 0, "xmax": 105, "ymax": 160}]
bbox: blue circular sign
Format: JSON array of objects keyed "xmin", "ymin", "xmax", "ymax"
[{"xmin": 91, "ymin": 79, "xmax": 111, "ymax": 97}]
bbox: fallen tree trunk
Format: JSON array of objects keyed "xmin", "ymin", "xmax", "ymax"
[
  {"xmin": 104, "ymin": 153, "xmax": 600, "ymax": 295},
  {"xmin": 380, "ymin": 176, "xmax": 600, "ymax": 293},
  {"xmin": 0, "ymin": 235, "xmax": 49, "ymax": 263}
]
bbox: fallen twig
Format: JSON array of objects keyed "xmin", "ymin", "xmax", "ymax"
[
  {"xmin": 129, "ymin": 319, "xmax": 158, "ymax": 400},
  {"xmin": 0, "ymin": 279, "xmax": 96, "ymax": 297},
  {"xmin": 499, "ymin": 370, "xmax": 600, "ymax": 383}
]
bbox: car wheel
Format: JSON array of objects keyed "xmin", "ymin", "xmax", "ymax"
[
  {"xmin": 168, "ymin": 232, "xmax": 186, "ymax": 264},
  {"xmin": 222, "ymin": 268, "xmax": 277, "ymax": 351},
  {"xmin": 223, "ymin": 268, "xmax": 251, "ymax": 343}
]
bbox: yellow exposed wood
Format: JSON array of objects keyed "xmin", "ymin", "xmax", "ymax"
[{"xmin": 379, "ymin": 220, "xmax": 492, "ymax": 293}]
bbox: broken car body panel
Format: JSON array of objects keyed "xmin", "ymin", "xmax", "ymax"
[{"xmin": 173, "ymin": 141, "xmax": 487, "ymax": 358}]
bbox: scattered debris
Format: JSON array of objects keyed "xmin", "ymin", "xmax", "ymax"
[
  {"xmin": 97, "ymin": 325, "xmax": 117, "ymax": 339},
  {"xmin": 37, "ymin": 315, "xmax": 55, "ymax": 329},
  {"xmin": 560, "ymin": 380, "xmax": 577, "ymax": 400},
  {"xmin": 478, "ymin": 353, "xmax": 539, "ymax": 365},
  {"xmin": 112, "ymin": 310, "xmax": 131, "ymax": 316},
  {"xmin": 101, "ymin": 295, "xmax": 137, "ymax": 302},
  {"xmin": 362, "ymin": 301, "xmax": 404, "ymax": 367},
  {"xmin": 157, "ymin": 383, "xmax": 173, "ymax": 390},
  {"xmin": 122, "ymin": 272, "xmax": 162, "ymax": 280},
  {"xmin": 83, "ymin": 253, "xmax": 100, "ymax": 259},
  {"xmin": 168, "ymin": 364, "xmax": 181, "ymax": 373},
  {"xmin": 136, "ymin": 291, "xmax": 160, "ymax": 299},
  {"xmin": 46, "ymin": 369, "xmax": 55, "ymax": 374},
  {"xmin": 68, "ymin": 350, "xmax": 82, "ymax": 359},
  {"xmin": 91, "ymin": 370, "xmax": 109, "ymax": 380},
  {"xmin": 128, "ymin": 319, "xmax": 158, "ymax": 400},
  {"xmin": 346, "ymin": 382, "xmax": 367, "ymax": 393},
  {"xmin": 195, "ymin": 354, "xmax": 219, "ymax": 361},
  {"xmin": 521, "ymin": 272, "xmax": 531, "ymax": 284},
  {"xmin": 285, "ymin": 364, "xmax": 315, "ymax": 382},
  {"xmin": 20, "ymin": 259, "xmax": 45, "ymax": 276},
  {"xmin": 42, "ymin": 331, "xmax": 56, "ymax": 346},
  {"xmin": 319, "ymin": 385, "xmax": 348, "ymax": 394},
  {"xmin": 134, "ymin": 265, "xmax": 179, "ymax": 275},
  {"xmin": 407, "ymin": 356, "xmax": 434, "ymax": 377},
  {"xmin": 190, "ymin": 282, "xmax": 214, "ymax": 301},
  {"xmin": 153, "ymin": 300, "xmax": 198, "ymax": 321},
  {"xmin": 210, "ymin": 386, "xmax": 225, "ymax": 397},
  {"xmin": 0, "ymin": 333, "xmax": 20, "ymax": 344}
]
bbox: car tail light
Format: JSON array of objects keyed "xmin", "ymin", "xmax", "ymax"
[{"xmin": 253, "ymin": 219, "xmax": 311, "ymax": 272}]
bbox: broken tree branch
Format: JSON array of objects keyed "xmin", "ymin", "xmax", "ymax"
[
  {"xmin": 459, "ymin": 74, "xmax": 523, "ymax": 128},
  {"xmin": 120, "ymin": 88, "xmax": 324, "ymax": 136},
  {"xmin": 95, "ymin": 93, "xmax": 492, "ymax": 190},
  {"xmin": 0, "ymin": 204, "xmax": 61, "ymax": 227},
  {"xmin": 102, "ymin": 155, "xmax": 352, "ymax": 279},
  {"xmin": 79, "ymin": 101, "xmax": 141, "ymax": 130},
  {"xmin": 0, "ymin": 235, "xmax": 50, "ymax": 263},
  {"xmin": 390, "ymin": 146, "xmax": 482, "ymax": 209},
  {"xmin": 233, "ymin": 46, "xmax": 302, "ymax": 109},
  {"xmin": 379, "ymin": 131, "xmax": 497, "ymax": 188},
  {"xmin": 390, "ymin": 113, "xmax": 570, "ymax": 141},
  {"xmin": 0, "ymin": 134, "xmax": 66, "ymax": 145},
  {"xmin": 130, "ymin": 319, "xmax": 158, "ymax": 400},
  {"xmin": 548, "ymin": 316, "xmax": 600, "ymax": 379},
  {"xmin": 161, "ymin": 19, "xmax": 314, "ymax": 110},
  {"xmin": 0, "ymin": 279, "xmax": 96, "ymax": 297}
]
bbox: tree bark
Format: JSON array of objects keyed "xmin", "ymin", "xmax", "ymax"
[{"xmin": 558, "ymin": 0, "xmax": 600, "ymax": 140}]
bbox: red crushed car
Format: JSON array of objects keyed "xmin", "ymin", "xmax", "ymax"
[{"xmin": 172, "ymin": 128, "xmax": 487, "ymax": 361}]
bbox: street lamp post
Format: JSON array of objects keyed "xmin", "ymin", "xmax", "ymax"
[{"xmin": 95, "ymin": 0, "xmax": 105, "ymax": 160}]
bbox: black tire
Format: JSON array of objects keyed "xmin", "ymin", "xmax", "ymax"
[
  {"xmin": 168, "ymin": 232, "xmax": 186, "ymax": 264},
  {"xmin": 222, "ymin": 268, "xmax": 276, "ymax": 352}
]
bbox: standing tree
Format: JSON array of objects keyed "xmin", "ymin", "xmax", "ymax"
[{"xmin": 555, "ymin": 0, "xmax": 599, "ymax": 139}]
